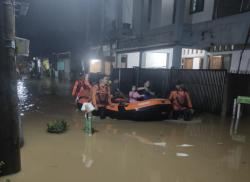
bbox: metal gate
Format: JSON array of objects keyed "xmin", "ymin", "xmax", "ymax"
[{"xmin": 111, "ymin": 68, "xmax": 227, "ymax": 114}]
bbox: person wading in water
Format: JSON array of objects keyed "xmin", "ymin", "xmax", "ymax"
[
  {"xmin": 169, "ymin": 84, "xmax": 193, "ymax": 121},
  {"xmin": 72, "ymin": 73, "xmax": 95, "ymax": 135},
  {"xmin": 92, "ymin": 76, "xmax": 112, "ymax": 119}
]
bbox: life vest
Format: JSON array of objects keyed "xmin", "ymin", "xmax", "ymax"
[
  {"xmin": 169, "ymin": 90, "xmax": 192, "ymax": 110},
  {"xmin": 72, "ymin": 80, "xmax": 92, "ymax": 104},
  {"xmin": 94, "ymin": 84, "xmax": 110, "ymax": 106}
]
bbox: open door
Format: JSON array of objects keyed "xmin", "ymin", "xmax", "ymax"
[
  {"xmin": 183, "ymin": 58, "xmax": 193, "ymax": 69},
  {"xmin": 209, "ymin": 56, "xmax": 223, "ymax": 69}
]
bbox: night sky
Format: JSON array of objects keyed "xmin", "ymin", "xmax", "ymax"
[{"xmin": 16, "ymin": 0, "xmax": 89, "ymax": 57}]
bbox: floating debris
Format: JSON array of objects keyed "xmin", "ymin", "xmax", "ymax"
[{"xmin": 176, "ymin": 153, "xmax": 189, "ymax": 157}]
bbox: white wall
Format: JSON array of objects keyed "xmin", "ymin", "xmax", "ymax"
[
  {"xmin": 185, "ymin": 0, "xmax": 215, "ymax": 24},
  {"xmin": 127, "ymin": 52, "xmax": 140, "ymax": 68},
  {"xmin": 193, "ymin": 57, "xmax": 201, "ymax": 69},
  {"xmin": 122, "ymin": 0, "xmax": 133, "ymax": 25},
  {"xmin": 117, "ymin": 52, "xmax": 140, "ymax": 68},
  {"xmin": 150, "ymin": 0, "xmax": 175, "ymax": 29},
  {"xmin": 142, "ymin": 49, "xmax": 173, "ymax": 68},
  {"xmin": 145, "ymin": 53, "xmax": 167, "ymax": 68}
]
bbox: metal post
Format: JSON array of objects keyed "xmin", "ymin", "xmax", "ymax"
[
  {"xmin": 234, "ymin": 103, "xmax": 241, "ymax": 134},
  {"xmin": 136, "ymin": 51, "xmax": 143, "ymax": 87},
  {"xmin": 0, "ymin": 0, "xmax": 21, "ymax": 176},
  {"xmin": 118, "ymin": 68, "xmax": 121, "ymax": 89},
  {"xmin": 230, "ymin": 98, "xmax": 237, "ymax": 135}
]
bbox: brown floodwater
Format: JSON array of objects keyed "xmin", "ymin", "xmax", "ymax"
[{"xmin": 1, "ymin": 78, "xmax": 250, "ymax": 182}]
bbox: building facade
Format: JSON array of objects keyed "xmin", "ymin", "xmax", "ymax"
[{"xmin": 114, "ymin": 0, "xmax": 250, "ymax": 73}]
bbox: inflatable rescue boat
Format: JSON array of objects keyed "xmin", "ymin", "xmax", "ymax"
[{"xmin": 106, "ymin": 99, "xmax": 172, "ymax": 121}]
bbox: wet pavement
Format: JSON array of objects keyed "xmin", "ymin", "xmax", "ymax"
[{"xmin": 1, "ymin": 78, "xmax": 250, "ymax": 182}]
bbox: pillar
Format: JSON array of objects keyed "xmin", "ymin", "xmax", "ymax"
[
  {"xmin": 172, "ymin": 46, "xmax": 182, "ymax": 69},
  {"xmin": 0, "ymin": 0, "xmax": 21, "ymax": 176}
]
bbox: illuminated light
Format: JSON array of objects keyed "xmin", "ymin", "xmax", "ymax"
[{"xmin": 90, "ymin": 59, "xmax": 101, "ymax": 65}]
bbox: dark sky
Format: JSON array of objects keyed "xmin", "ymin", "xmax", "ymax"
[{"xmin": 16, "ymin": 0, "xmax": 89, "ymax": 56}]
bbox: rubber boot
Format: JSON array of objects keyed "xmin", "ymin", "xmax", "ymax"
[
  {"xmin": 87, "ymin": 116, "xmax": 93, "ymax": 136},
  {"xmin": 84, "ymin": 115, "xmax": 92, "ymax": 136},
  {"xmin": 83, "ymin": 114, "xmax": 88, "ymax": 132}
]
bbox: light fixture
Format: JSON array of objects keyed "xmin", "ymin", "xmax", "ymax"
[{"xmin": 90, "ymin": 59, "xmax": 101, "ymax": 65}]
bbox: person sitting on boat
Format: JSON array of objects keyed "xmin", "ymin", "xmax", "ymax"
[
  {"xmin": 92, "ymin": 76, "xmax": 112, "ymax": 119},
  {"xmin": 138, "ymin": 81, "xmax": 155, "ymax": 100},
  {"xmin": 129, "ymin": 85, "xmax": 144, "ymax": 103},
  {"xmin": 110, "ymin": 78, "xmax": 127, "ymax": 103},
  {"xmin": 72, "ymin": 73, "xmax": 93, "ymax": 111},
  {"xmin": 169, "ymin": 84, "xmax": 193, "ymax": 121}
]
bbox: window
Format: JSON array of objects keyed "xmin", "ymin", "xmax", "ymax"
[
  {"xmin": 190, "ymin": 0, "xmax": 204, "ymax": 14},
  {"xmin": 216, "ymin": 0, "xmax": 250, "ymax": 18}
]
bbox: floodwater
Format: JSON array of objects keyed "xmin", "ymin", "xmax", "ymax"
[{"xmin": 1, "ymin": 78, "xmax": 250, "ymax": 182}]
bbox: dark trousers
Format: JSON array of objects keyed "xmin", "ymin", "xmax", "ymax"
[{"xmin": 173, "ymin": 109, "xmax": 193, "ymax": 121}]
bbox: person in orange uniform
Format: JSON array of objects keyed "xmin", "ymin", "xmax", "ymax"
[
  {"xmin": 72, "ymin": 73, "xmax": 93, "ymax": 110},
  {"xmin": 92, "ymin": 76, "xmax": 112, "ymax": 119},
  {"xmin": 72, "ymin": 73, "xmax": 95, "ymax": 135},
  {"xmin": 169, "ymin": 84, "xmax": 193, "ymax": 121}
]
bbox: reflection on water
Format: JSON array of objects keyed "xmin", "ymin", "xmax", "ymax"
[
  {"xmin": 220, "ymin": 145, "xmax": 243, "ymax": 170},
  {"xmin": 126, "ymin": 132, "xmax": 167, "ymax": 147},
  {"xmin": 17, "ymin": 80, "xmax": 28, "ymax": 106},
  {"xmin": 176, "ymin": 153, "xmax": 189, "ymax": 157},
  {"xmin": 82, "ymin": 136, "xmax": 95, "ymax": 168},
  {"xmin": 177, "ymin": 144, "xmax": 194, "ymax": 147},
  {"xmin": 17, "ymin": 80, "xmax": 34, "ymax": 113}
]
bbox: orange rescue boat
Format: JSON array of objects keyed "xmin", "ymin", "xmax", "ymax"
[{"xmin": 106, "ymin": 99, "xmax": 171, "ymax": 121}]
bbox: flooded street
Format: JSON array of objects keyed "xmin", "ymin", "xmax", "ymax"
[{"xmin": 1, "ymin": 79, "xmax": 250, "ymax": 182}]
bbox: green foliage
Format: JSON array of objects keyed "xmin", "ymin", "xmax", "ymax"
[{"xmin": 47, "ymin": 120, "xmax": 69, "ymax": 134}]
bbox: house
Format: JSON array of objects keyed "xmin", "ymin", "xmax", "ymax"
[{"xmin": 115, "ymin": 0, "xmax": 250, "ymax": 73}]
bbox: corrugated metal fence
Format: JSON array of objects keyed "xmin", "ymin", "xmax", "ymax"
[{"xmin": 111, "ymin": 68, "xmax": 227, "ymax": 114}]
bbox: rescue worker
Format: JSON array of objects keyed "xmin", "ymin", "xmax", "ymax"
[
  {"xmin": 72, "ymin": 73, "xmax": 95, "ymax": 135},
  {"xmin": 169, "ymin": 84, "xmax": 193, "ymax": 121},
  {"xmin": 92, "ymin": 76, "xmax": 112, "ymax": 119},
  {"xmin": 72, "ymin": 73, "xmax": 92, "ymax": 110}
]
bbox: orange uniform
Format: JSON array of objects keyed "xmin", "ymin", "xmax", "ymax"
[
  {"xmin": 92, "ymin": 83, "xmax": 111, "ymax": 107},
  {"xmin": 169, "ymin": 90, "xmax": 192, "ymax": 111},
  {"xmin": 72, "ymin": 80, "xmax": 92, "ymax": 104}
]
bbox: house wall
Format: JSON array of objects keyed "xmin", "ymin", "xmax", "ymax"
[
  {"xmin": 230, "ymin": 50, "xmax": 250, "ymax": 73},
  {"xmin": 184, "ymin": 0, "xmax": 215, "ymax": 24},
  {"xmin": 117, "ymin": 52, "xmax": 140, "ymax": 68},
  {"xmin": 150, "ymin": 0, "xmax": 175, "ymax": 29},
  {"xmin": 122, "ymin": 0, "xmax": 133, "ymax": 25}
]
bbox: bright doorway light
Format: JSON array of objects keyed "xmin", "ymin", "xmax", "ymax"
[
  {"xmin": 90, "ymin": 59, "xmax": 101, "ymax": 73},
  {"xmin": 90, "ymin": 59, "xmax": 101, "ymax": 65}
]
